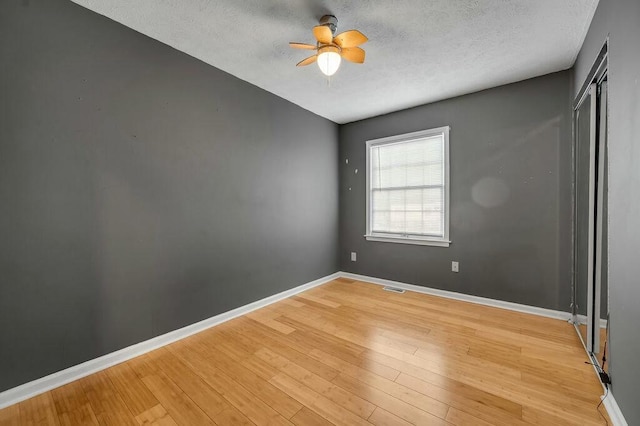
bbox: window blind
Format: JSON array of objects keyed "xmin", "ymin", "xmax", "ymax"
[{"xmin": 370, "ymin": 135, "xmax": 445, "ymax": 237}]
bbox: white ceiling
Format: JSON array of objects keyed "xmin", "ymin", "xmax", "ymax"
[{"xmin": 72, "ymin": 0, "xmax": 598, "ymax": 124}]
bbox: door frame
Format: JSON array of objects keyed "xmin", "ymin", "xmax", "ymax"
[{"xmin": 571, "ymin": 39, "xmax": 608, "ymax": 357}]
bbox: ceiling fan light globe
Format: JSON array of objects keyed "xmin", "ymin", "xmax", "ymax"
[{"xmin": 317, "ymin": 51, "xmax": 341, "ymax": 76}]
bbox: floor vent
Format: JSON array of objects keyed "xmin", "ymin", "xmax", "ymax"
[{"xmin": 383, "ymin": 286, "xmax": 405, "ymax": 294}]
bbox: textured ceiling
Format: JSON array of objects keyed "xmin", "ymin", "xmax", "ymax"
[{"xmin": 71, "ymin": 0, "xmax": 598, "ymax": 124}]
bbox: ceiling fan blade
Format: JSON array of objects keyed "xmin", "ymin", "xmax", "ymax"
[
  {"xmin": 289, "ymin": 42, "xmax": 317, "ymax": 50},
  {"xmin": 340, "ymin": 47, "xmax": 366, "ymax": 63},
  {"xmin": 296, "ymin": 55, "xmax": 318, "ymax": 67},
  {"xmin": 313, "ymin": 25, "xmax": 333, "ymax": 44},
  {"xmin": 334, "ymin": 30, "xmax": 368, "ymax": 48}
]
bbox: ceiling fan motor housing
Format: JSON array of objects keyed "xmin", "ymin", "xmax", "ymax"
[{"xmin": 319, "ymin": 15, "xmax": 338, "ymax": 35}]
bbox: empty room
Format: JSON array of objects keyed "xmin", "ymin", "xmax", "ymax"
[{"xmin": 1, "ymin": 0, "xmax": 639, "ymax": 425}]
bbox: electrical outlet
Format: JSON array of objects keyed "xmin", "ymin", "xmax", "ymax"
[
  {"xmin": 452, "ymin": 261, "xmax": 459, "ymax": 272},
  {"xmin": 351, "ymin": 252, "xmax": 357, "ymax": 262}
]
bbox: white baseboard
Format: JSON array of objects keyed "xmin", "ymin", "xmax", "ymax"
[
  {"xmin": 0, "ymin": 272, "xmax": 340, "ymax": 410},
  {"xmin": 602, "ymin": 392, "xmax": 629, "ymax": 426},
  {"xmin": 576, "ymin": 314, "xmax": 608, "ymax": 329},
  {"xmin": 338, "ymin": 272, "xmax": 572, "ymax": 321}
]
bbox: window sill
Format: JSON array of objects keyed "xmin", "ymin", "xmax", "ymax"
[{"xmin": 364, "ymin": 235, "xmax": 451, "ymax": 247}]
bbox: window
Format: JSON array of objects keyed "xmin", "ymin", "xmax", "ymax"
[{"xmin": 365, "ymin": 126, "xmax": 450, "ymax": 247}]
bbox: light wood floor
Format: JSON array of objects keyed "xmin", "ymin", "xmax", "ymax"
[{"xmin": 0, "ymin": 278, "xmax": 610, "ymax": 425}]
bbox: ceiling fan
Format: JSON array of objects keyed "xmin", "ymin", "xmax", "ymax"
[{"xmin": 289, "ymin": 15, "xmax": 368, "ymax": 77}]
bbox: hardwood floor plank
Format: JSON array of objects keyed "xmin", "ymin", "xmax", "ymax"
[
  {"xmin": 367, "ymin": 407, "xmax": 413, "ymax": 426},
  {"xmin": 247, "ymin": 310, "xmax": 297, "ymax": 334},
  {"xmin": 290, "ymin": 407, "xmax": 333, "ymax": 426},
  {"xmin": 445, "ymin": 407, "xmax": 494, "ymax": 426},
  {"xmin": 168, "ymin": 344, "xmax": 294, "ymax": 426},
  {"xmin": 456, "ymin": 372, "xmax": 606, "ymax": 425},
  {"xmin": 255, "ymin": 348, "xmax": 376, "ymax": 419},
  {"xmin": 127, "ymin": 354, "xmax": 158, "ymax": 379},
  {"xmin": 319, "ymin": 284, "xmax": 477, "ymax": 337},
  {"xmin": 306, "ymin": 347, "xmax": 452, "ymax": 420},
  {"xmin": 293, "ymin": 293, "xmax": 341, "ymax": 308},
  {"xmin": 269, "ymin": 373, "xmax": 371, "ymax": 426},
  {"xmin": 105, "ymin": 362, "xmax": 159, "ymax": 416},
  {"xmin": 522, "ymin": 405, "xmax": 607, "ymax": 426},
  {"xmin": 0, "ymin": 401, "xmax": 21, "ymax": 426},
  {"xmin": 80, "ymin": 371, "xmax": 137, "ymax": 426},
  {"xmin": 331, "ymin": 373, "xmax": 450, "ymax": 426},
  {"xmin": 521, "ymin": 370, "xmax": 603, "ymax": 403},
  {"xmin": 277, "ymin": 299, "xmax": 423, "ymax": 357},
  {"xmin": 412, "ymin": 345, "xmax": 522, "ymax": 380},
  {"xmin": 275, "ymin": 319, "xmax": 400, "ymax": 381},
  {"xmin": 18, "ymin": 392, "xmax": 60, "ymax": 426},
  {"xmin": 134, "ymin": 404, "xmax": 178, "ymax": 426},
  {"xmin": 233, "ymin": 318, "xmax": 341, "ymax": 382},
  {"xmin": 318, "ymin": 350, "xmax": 449, "ymax": 419},
  {"xmin": 277, "ymin": 316, "xmax": 366, "ymax": 359},
  {"xmin": 212, "ymin": 407, "xmax": 255, "ymax": 426},
  {"xmin": 395, "ymin": 373, "xmax": 526, "ymax": 426},
  {"xmin": 240, "ymin": 354, "xmax": 282, "ymax": 381},
  {"xmin": 140, "ymin": 372, "xmax": 215, "ymax": 426},
  {"xmin": 279, "ymin": 298, "xmax": 306, "ymax": 308},
  {"xmin": 51, "ymin": 381, "xmax": 99, "ymax": 426},
  {"xmin": 143, "ymin": 348, "xmax": 230, "ymax": 420},
  {"xmin": 205, "ymin": 345, "xmax": 303, "ymax": 419}
]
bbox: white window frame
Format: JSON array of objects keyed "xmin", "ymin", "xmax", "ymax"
[{"xmin": 365, "ymin": 126, "xmax": 451, "ymax": 247}]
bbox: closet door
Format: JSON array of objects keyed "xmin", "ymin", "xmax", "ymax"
[
  {"xmin": 593, "ymin": 79, "xmax": 608, "ymax": 362},
  {"xmin": 574, "ymin": 84, "xmax": 597, "ymax": 352}
]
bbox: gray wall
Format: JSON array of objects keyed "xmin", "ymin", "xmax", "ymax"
[
  {"xmin": 573, "ymin": 0, "xmax": 640, "ymax": 423},
  {"xmin": 0, "ymin": 0, "xmax": 339, "ymax": 392},
  {"xmin": 340, "ymin": 71, "xmax": 573, "ymax": 311}
]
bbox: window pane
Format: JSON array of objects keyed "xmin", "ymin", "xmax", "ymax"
[
  {"xmin": 388, "ymin": 190, "xmax": 405, "ymax": 211},
  {"xmin": 371, "ymin": 135, "xmax": 444, "ymax": 189},
  {"xmin": 405, "ymin": 188, "xmax": 422, "ymax": 211},
  {"xmin": 372, "ymin": 190, "xmax": 389, "ymax": 212},
  {"xmin": 371, "ymin": 187, "xmax": 443, "ymax": 236},
  {"xmin": 372, "ymin": 211, "xmax": 390, "ymax": 231},
  {"xmin": 423, "ymin": 211, "xmax": 444, "ymax": 236},
  {"xmin": 405, "ymin": 211, "xmax": 423, "ymax": 234},
  {"xmin": 407, "ymin": 164, "xmax": 443, "ymax": 186},
  {"xmin": 369, "ymin": 131, "xmax": 447, "ymax": 239},
  {"xmin": 389, "ymin": 211, "xmax": 406, "ymax": 233},
  {"xmin": 423, "ymin": 187, "xmax": 443, "ymax": 212}
]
